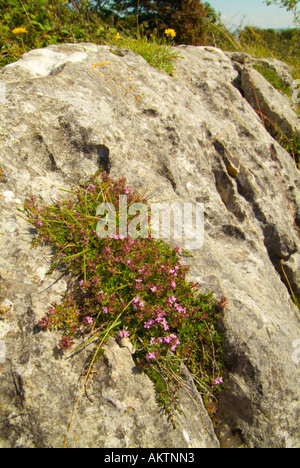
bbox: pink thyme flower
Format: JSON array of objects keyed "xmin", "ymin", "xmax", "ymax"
[
  {"xmin": 150, "ymin": 286, "xmax": 157, "ymax": 292},
  {"xmin": 133, "ymin": 296, "xmax": 141, "ymax": 303},
  {"xmin": 102, "ymin": 307, "xmax": 108, "ymax": 314},
  {"xmin": 87, "ymin": 184, "xmax": 95, "ymax": 192},
  {"xmin": 146, "ymin": 352, "xmax": 156, "ymax": 362},
  {"xmin": 123, "ymin": 187, "xmax": 131, "ymax": 194},
  {"xmin": 161, "ymin": 318, "xmax": 169, "ymax": 331},
  {"xmin": 144, "ymin": 319, "xmax": 155, "ymax": 329},
  {"xmin": 167, "ymin": 295, "xmax": 177, "ymax": 304},
  {"xmin": 164, "ymin": 333, "xmax": 180, "ymax": 351},
  {"xmin": 84, "ymin": 316, "xmax": 94, "ymax": 325},
  {"xmin": 118, "ymin": 330, "xmax": 130, "ymax": 338},
  {"xmin": 213, "ymin": 377, "xmax": 223, "ymax": 385}
]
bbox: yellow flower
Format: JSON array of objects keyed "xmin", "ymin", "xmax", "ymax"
[
  {"xmin": 12, "ymin": 27, "xmax": 28, "ymax": 34},
  {"xmin": 115, "ymin": 32, "xmax": 120, "ymax": 41},
  {"xmin": 164, "ymin": 28, "xmax": 176, "ymax": 40}
]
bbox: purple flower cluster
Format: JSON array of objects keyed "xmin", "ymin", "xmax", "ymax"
[{"xmin": 24, "ymin": 170, "xmax": 225, "ymax": 424}]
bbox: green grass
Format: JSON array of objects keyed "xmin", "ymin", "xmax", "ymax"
[
  {"xmin": 0, "ymin": 0, "xmax": 179, "ymax": 75},
  {"xmin": 111, "ymin": 31, "xmax": 179, "ymax": 76},
  {"xmin": 253, "ymin": 63, "xmax": 292, "ymax": 96}
]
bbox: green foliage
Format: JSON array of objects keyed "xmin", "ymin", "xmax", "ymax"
[
  {"xmin": 102, "ymin": 0, "xmax": 220, "ymax": 46},
  {"xmin": 250, "ymin": 60, "xmax": 300, "ymax": 168},
  {"xmin": 238, "ymin": 27, "xmax": 300, "ymax": 75},
  {"xmin": 278, "ymin": 133, "xmax": 300, "ymax": 168},
  {"xmin": 0, "ymin": 0, "xmax": 223, "ymax": 71},
  {"xmin": 21, "ymin": 170, "xmax": 225, "ymax": 424},
  {"xmin": 0, "ymin": 0, "xmax": 181, "ymax": 74},
  {"xmin": 253, "ymin": 63, "xmax": 291, "ymax": 96},
  {"xmin": 0, "ymin": 0, "xmax": 106, "ymax": 67},
  {"xmin": 112, "ymin": 27, "xmax": 180, "ymax": 75}
]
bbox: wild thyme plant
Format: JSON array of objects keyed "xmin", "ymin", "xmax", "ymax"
[{"xmin": 22, "ymin": 170, "xmax": 225, "ymax": 424}]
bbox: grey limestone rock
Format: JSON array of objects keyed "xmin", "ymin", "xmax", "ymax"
[{"xmin": 0, "ymin": 43, "xmax": 299, "ymax": 448}]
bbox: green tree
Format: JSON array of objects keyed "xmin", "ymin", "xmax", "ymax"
[{"xmin": 103, "ymin": 0, "xmax": 218, "ymax": 45}]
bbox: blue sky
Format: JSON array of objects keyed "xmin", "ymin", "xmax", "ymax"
[{"xmin": 208, "ymin": 0, "xmax": 295, "ymax": 29}]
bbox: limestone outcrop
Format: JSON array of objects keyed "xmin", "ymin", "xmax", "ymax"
[{"xmin": 0, "ymin": 43, "xmax": 299, "ymax": 448}]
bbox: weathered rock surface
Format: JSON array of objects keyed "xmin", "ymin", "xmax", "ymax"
[
  {"xmin": 241, "ymin": 65, "xmax": 299, "ymax": 139},
  {"xmin": 0, "ymin": 43, "xmax": 300, "ymax": 448}
]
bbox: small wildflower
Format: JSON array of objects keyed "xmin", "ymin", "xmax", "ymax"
[
  {"xmin": 163, "ymin": 333, "xmax": 180, "ymax": 350},
  {"xmin": 164, "ymin": 28, "xmax": 176, "ymax": 40},
  {"xmin": 102, "ymin": 307, "xmax": 108, "ymax": 314},
  {"xmin": 115, "ymin": 32, "xmax": 120, "ymax": 41},
  {"xmin": 150, "ymin": 286, "xmax": 157, "ymax": 292},
  {"xmin": 87, "ymin": 184, "xmax": 95, "ymax": 192},
  {"xmin": 118, "ymin": 330, "xmax": 129, "ymax": 338},
  {"xmin": 84, "ymin": 316, "xmax": 94, "ymax": 325},
  {"xmin": 123, "ymin": 186, "xmax": 130, "ymax": 194},
  {"xmin": 167, "ymin": 295, "xmax": 177, "ymax": 304},
  {"xmin": 213, "ymin": 377, "xmax": 223, "ymax": 385},
  {"xmin": 146, "ymin": 351, "xmax": 156, "ymax": 362},
  {"xmin": 133, "ymin": 296, "xmax": 141, "ymax": 304},
  {"xmin": 144, "ymin": 319, "xmax": 155, "ymax": 329},
  {"xmin": 161, "ymin": 318, "xmax": 169, "ymax": 331},
  {"xmin": 12, "ymin": 27, "xmax": 28, "ymax": 34}
]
